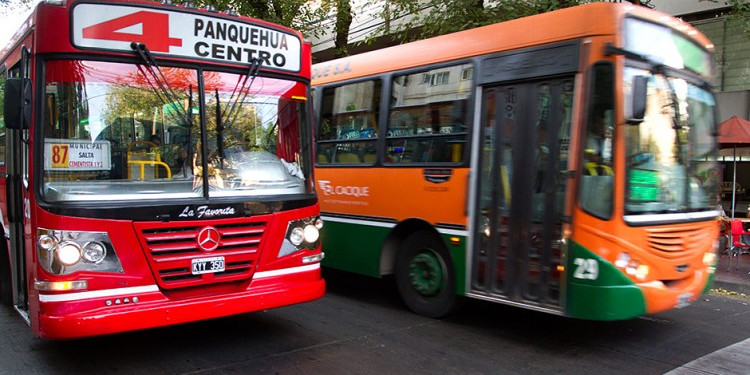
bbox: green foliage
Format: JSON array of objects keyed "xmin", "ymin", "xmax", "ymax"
[
  {"xmin": 359, "ymin": 0, "xmax": 589, "ymax": 45},
  {"xmin": 167, "ymin": 0, "xmax": 330, "ymax": 39}
]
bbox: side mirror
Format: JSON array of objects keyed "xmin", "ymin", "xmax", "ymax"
[
  {"xmin": 4, "ymin": 77, "xmax": 32, "ymax": 130},
  {"xmin": 626, "ymin": 75, "xmax": 647, "ymax": 124}
]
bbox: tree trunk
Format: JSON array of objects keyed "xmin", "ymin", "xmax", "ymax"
[{"xmin": 334, "ymin": 0, "xmax": 353, "ymax": 58}]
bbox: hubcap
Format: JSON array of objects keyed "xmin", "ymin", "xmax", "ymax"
[{"xmin": 408, "ymin": 250, "xmax": 444, "ymax": 296}]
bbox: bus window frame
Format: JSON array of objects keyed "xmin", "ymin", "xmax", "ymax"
[
  {"xmin": 579, "ymin": 60, "xmax": 615, "ymax": 221},
  {"xmin": 313, "ymin": 59, "xmax": 476, "ymax": 169},
  {"xmin": 383, "ymin": 60, "xmax": 474, "ymax": 167},
  {"xmin": 33, "ymin": 53, "xmax": 317, "ymax": 216},
  {"xmin": 315, "ymin": 76, "xmax": 384, "ymax": 167}
]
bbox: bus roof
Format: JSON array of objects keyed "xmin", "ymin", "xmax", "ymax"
[{"xmin": 312, "ymin": 2, "xmax": 713, "ymax": 85}]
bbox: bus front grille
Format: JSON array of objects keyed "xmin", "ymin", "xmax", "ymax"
[
  {"xmin": 134, "ymin": 219, "xmax": 267, "ymax": 289},
  {"xmin": 645, "ymin": 226, "xmax": 712, "ymax": 260}
]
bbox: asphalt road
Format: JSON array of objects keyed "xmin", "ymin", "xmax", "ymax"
[{"xmin": 1, "ymin": 270, "xmax": 749, "ymax": 375}]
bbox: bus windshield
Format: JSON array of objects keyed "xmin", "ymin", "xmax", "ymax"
[
  {"xmin": 41, "ymin": 60, "xmax": 311, "ymax": 202},
  {"xmin": 623, "ymin": 67, "xmax": 718, "ymax": 215}
]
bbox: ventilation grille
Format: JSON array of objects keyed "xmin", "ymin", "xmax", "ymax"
[
  {"xmin": 134, "ymin": 220, "xmax": 266, "ymax": 289},
  {"xmin": 645, "ymin": 226, "xmax": 711, "ymax": 260}
]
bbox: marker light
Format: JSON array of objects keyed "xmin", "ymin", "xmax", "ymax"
[
  {"xmin": 315, "ymin": 217, "xmax": 324, "ymax": 229},
  {"xmin": 34, "ymin": 280, "xmax": 88, "ymax": 292},
  {"xmin": 38, "ymin": 235, "xmax": 57, "ymax": 251},
  {"xmin": 703, "ymin": 252, "xmax": 717, "ymax": 266}
]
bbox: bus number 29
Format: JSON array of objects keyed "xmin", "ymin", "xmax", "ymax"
[{"xmin": 573, "ymin": 258, "xmax": 599, "ymax": 280}]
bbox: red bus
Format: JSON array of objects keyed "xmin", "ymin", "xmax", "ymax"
[{"xmin": 0, "ymin": 0, "xmax": 324, "ymax": 338}]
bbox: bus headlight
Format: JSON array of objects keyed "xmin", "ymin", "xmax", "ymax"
[
  {"xmin": 279, "ymin": 216, "xmax": 322, "ymax": 257},
  {"xmin": 82, "ymin": 242, "xmax": 107, "ymax": 264},
  {"xmin": 37, "ymin": 228, "xmax": 123, "ymax": 276},
  {"xmin": 303, "ymin": 224, "xmax": 320, "ymax": 243},
  {"xmin": 614, "ymin": 252, "xmax": 649, "ymax": 280},
  {"xmin": 289, "ymin": 227, "xmax": 305, "ymax": 246}
]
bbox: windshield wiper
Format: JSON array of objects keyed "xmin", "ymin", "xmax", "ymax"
[
  {"xmin": 221, "ymin": 58, "xmax": 263, "ymax": 129},
  {"xmin": 130, "ymin": 42, "xmax": 190, "ymax": 125}
]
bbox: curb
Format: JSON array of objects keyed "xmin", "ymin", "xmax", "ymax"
[{"xmin": 712, "ymin": 279, "xmax": 750, "ymax": 296}]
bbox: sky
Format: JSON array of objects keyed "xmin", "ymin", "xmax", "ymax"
[{"xmin": 0, "ymin": 0, "xmax": 39, "ymax": 49}]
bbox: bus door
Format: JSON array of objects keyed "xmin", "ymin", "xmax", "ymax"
[
  {"xmin": 2, "ymin": 53, "xmax": 31, "ymax": 314},
  {"xmin": 470, "ymin": 43, "xmax": 578, "ymax": 312},
  {"xmin": 471, "ymin": 79, "xmax": 574, "ymax": 311}
]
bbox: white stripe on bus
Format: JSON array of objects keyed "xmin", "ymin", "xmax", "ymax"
[
  {"xmin": 254, "ymin": 263, "xmax": 321, "ymax": 278},
  {"xmin": 38, "ymin": 285, "xmax": 159, "ymax": 303},
  {"xmin": 320, "ymin": 215, "xmax": 468, "ymax": 237}
]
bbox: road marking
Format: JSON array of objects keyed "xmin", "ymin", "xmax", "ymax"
[{"xmin": 665, "ymin": 338, "xmax": 750, "ymax": 375}]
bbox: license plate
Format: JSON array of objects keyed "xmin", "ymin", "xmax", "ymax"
[{"xmin": 191, "ymin": 256, "xmax": 225, "ymax": 275}]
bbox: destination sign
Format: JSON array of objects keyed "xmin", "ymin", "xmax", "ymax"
[{"xmin": 71, "ymin": 3, "xmax": 302, "ymax": 72}]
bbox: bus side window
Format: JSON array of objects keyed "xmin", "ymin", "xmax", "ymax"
[
  {"xmin": 386, "ymin": 63, "xmax": 471, "ymax": 164},
  {"xmin": 580, "ymin": 62, "xmax": 615, "ymax": 219},
  {"xmin": 317, "ymin": 80, "xmax": 381, "ymax": 165}
]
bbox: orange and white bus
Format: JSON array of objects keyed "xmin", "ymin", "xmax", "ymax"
[
  {"xmin": 0, "ymin": 0, "xmax": 324, "ymax": 338},
  {"xmin": 312, "ymin": 2, "xmax": 720, "ymax": 320}
]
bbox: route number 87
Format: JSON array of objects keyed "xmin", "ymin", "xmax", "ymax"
[
  {"xmin": 51, "ymin": 144, "xmax": 69, "ymax": 168},
  {"xmin": 573, "ymin": 258, "xmax": 599, "ymax": 280}
]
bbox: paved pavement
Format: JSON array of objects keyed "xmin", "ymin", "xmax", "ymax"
[{"xmin": 713, "ymin": 253, "xmax": 750, "ymax": 295}]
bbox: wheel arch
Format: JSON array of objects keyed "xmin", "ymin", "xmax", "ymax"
[{"xmin": 380, "ymin": 218, "xmax": 445, "ymax": 276}]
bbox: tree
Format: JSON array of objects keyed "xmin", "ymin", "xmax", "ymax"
[
  {"xmin": 167, "ymin": 0, "xmax": 329, "ymax": 39},
  {"xmin": 702, "ymin": 0, "xmax": 750, "ymax": 39},
  {"xmin": 358, "ymin": 0, "xmax": 584, "ymax": 45}
]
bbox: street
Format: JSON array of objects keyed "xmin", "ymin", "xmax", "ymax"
[{"xmin": 1, "ymin": 270, "xmax": 749, "ymax": 374}]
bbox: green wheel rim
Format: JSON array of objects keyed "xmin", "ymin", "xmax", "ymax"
[{"xmin": 408, "ymin": 250, "xmax": 444, "ymax": 296}]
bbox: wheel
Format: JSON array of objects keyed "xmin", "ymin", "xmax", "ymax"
[{"xmin": 395, "ymin": 231, "xmax": 456, "ymax": 318}]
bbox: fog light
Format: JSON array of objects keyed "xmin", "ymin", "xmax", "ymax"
[
  {"xmin": 82, "ymin": 242, "xmax": 107, "ymax": 264},
  {"xmin": 289, "ymin": 227, "xmax": 304, "ymax": 246},
  {"xmin": 56, "ymin": 242, "xmax": 82, "ymax": 266},
  {"xmin": 303, "ymin": 225, "xmax": 319, "ymax": 243}
]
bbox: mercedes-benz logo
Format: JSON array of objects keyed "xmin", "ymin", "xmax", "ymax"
[{"xmin": 197, "ymin": 226, "xmax": 220, "ymax": 252}]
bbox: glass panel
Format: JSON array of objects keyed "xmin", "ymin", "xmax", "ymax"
[
  {"xmin": 386, "ymin": 63, "xmax": 471, "ymax": 164},
  {"xmin": 624, "ymin": 18, "xmax": 713, "ymax": 78},
  {"xmin": 201, "ymin": 71, "xmax": 311, "ymax": 197},
  {"xmin": 623, "ymin": 67, "xmax": 718, "ymax": 214},
  {"xmin": 42, "ymin": 60, "xmax": 200, "ymax": 202},
  {"xmin": 317, "ymin": 80, "xmax": 379, "ymax": 164},
  {"xmin": 580, "ymin": 64, "xmax": 615, "ymax": 218}
]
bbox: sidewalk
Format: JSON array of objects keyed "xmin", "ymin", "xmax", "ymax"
[{"xmin": 713, "ymin": 253, "xmax": 750, "ymax": 295}]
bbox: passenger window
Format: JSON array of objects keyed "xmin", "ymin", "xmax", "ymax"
[
  {"xmin": 580, "ymin": 63, "xmax": 615, "ymax": 219},
  {"xmin": 386, "ymin": 63, "xmax": 471, "ymax": 164},
  {"xmin": 317, "ymin": 80, "xmax": 380, "ymax": 165}
]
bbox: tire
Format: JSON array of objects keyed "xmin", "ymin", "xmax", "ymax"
[{"xmin": 395, "ymin": 231, "xmax": 456, "ymax": 318}]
